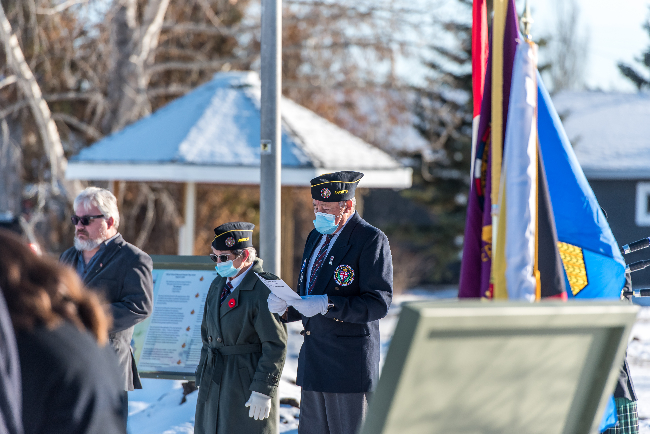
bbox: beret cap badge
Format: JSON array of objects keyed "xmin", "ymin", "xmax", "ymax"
[
  {"xmin": 225, "ymin": 237, "xmax": 235, "ymax": 248},
  {"xmin": 321, "ymin": 188, "xmax": 331, "ymax": 199}
]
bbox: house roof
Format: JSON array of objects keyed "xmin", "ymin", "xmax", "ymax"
[
  {"xmin": 552, "ymin": 91, "xmax": 650, "ymax": 179},
  {"xmin": 65, "ymin": 71, "xmax": 412, "ymax": 188}
]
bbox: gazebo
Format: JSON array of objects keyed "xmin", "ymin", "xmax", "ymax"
[{"xmin": 65, "ymin": 71, "xmax": 412, "ymax": 272}]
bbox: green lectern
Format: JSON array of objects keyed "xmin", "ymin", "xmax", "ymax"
[{"xmin": 360, "ymin": 301, "xmax": 638, "ymax": 434}]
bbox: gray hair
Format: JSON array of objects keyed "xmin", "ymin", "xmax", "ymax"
[
  {"xmin": 74, "ymin": 187, "xmax": 120, "ymax": 229},
  {"xmin": 233, "ymin": 247, "xmax": 256, "ymax": 264},
  {"xmin": 339, "ymin": 197, "xmax": 356, "ymax": 212}
]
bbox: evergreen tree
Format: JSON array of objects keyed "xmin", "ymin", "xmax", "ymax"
[
  {"xmin": 396, "ymin": 0, "xmax": 473, "ymax": 285},
  {"xmin": 618, "ymin": 9, "xmax": 650, "ymax": 90}
]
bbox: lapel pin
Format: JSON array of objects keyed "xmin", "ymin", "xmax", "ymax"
[
  {"xmin": 329, "ymin": 256, "xmax": 334, "ymax": 265},
  {"xmin": 99, "ymin": 263, "xmax": 103, "ymax": 268}
]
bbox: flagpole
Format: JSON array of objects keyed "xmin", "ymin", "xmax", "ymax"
[{"xmin": 491, "ymin": 0, "xmax": 508, "ymax": 298}]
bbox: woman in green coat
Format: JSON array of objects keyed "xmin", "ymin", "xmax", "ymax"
[{"xmin": 195, "ymin": 222, "xmax": 288, "ymax": 434}]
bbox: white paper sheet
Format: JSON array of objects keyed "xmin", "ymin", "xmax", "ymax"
[{"xmin": 256, "ymin": 273, "xmax": 302, "ymax": 301}]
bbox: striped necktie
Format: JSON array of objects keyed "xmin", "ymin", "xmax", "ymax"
[
  {"xmin": 220, "ymin": 281, "xmax": 234, "ymax": 306},
  {"xmin": 307, "ymin": 234, "xmax": 334, "ymax": 295}
]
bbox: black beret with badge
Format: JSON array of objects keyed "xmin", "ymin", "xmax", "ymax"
[
  {"xmin": 212, "ymin": 221, "xmax": 254, "ymax": 250},
  {"xmin": 310, "ymin": 171, "xmax": 364, "ymax": 202}
]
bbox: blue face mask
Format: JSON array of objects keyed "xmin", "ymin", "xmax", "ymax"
[
  {"xmin": 313, "ymin": 212, "xmax": 339, "ymax": 235},
  {"xmin": 215, "ymin": 260, "xmax": 240, "ymax": 277}
]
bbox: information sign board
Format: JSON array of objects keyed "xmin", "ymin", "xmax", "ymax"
[
  {"xmin": 359, "ymin": 301, "xmax": 639, "ymax": 434},
  {"xmin": 132, "ymin": 255, "xmax": 217, "ymax": 380}
]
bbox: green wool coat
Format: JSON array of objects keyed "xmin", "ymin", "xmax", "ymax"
[{"xmin": 194, "ymin": 259, "xmax": 287, "ymax": 434}]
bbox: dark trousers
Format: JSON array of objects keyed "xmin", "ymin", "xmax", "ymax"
[
  {"xmin": 298, "ymin": 390, "xmax": 371, "ymax": 434},
  {"xmin": 120, "ymin": 391, "xmax": 129, "ymax": 433}
]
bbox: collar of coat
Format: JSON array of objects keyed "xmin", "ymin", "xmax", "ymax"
[
  {"xmin": 77, "ymin": 233, "xmax": 126, "ymax": 283},
  {"xmin": 219, "ymin": 258, "xmax": 264, "ymax": 292}
]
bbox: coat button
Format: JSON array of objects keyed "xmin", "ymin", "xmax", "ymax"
[
  {"xmin": 305, "ymin": 331, "xmax": 311, "ymax": 336},
  {"xmin": 335, "ymin": 287, "xmax": 340, "ymax": 290},
  {"xmin": 208, "ymin": 336, "xmax": 212, "ymax": 342},
  {"xmin": 216, "ymin": 337, "xmax": 222, "ymax": 343}
]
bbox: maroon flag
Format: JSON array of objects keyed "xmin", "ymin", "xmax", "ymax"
[{"xmin": 459, "ymin": 0, "xmax": 520, "ymax": 298}]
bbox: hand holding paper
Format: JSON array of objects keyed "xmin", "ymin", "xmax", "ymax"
[
  {"xmin": 256, "ymin": 273, "xmax": 301, "ymax": 302},
  {"xmin": 267, "ymin": 293, "xmax": 287, "ymax": 315},
  {"xmin": 290, "ymin": 295, "xmax": 328, "ymax": 317}
]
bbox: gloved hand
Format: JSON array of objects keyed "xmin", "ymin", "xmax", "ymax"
[
  {"xmin": 288, "ymin": 295, "xmax": 328, "ymax": 317},
  {"xmin": 245, "ymin": 391, "xmax": 272, "ymax": 420},
  {"xmin": 267, "ymin": 293, "xmax": 288, "ymax": 315}
]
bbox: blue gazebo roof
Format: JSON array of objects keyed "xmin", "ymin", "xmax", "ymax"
[{"xmin": 66, "ymin": 71, "xmax": 411, "ymax": 188}]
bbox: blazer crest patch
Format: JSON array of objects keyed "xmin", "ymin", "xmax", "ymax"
[{"xmin": 334, "ymin": 265, "xmax": 354, "ymax": 286}]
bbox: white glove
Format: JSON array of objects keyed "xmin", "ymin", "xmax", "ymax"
[
  {"xmin": 267, "ymin": 293, "xmax": 288, "ymax": 315},
  {"xmin": 288, "ymin": 295, "xmax": 328, "ymax": 317},
  {"xmin": 245, "ymin": 391, "xmax": 272, "ymax": 420}
]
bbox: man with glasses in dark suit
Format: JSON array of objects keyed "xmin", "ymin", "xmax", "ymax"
[{"xmin": 60, "ymin": 187, "xmax": 154, "ymax": 428}]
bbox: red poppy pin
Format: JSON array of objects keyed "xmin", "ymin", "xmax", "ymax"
[{"xmin": 228, "ymin": 298, "xmax": 236, "ymax": 308}]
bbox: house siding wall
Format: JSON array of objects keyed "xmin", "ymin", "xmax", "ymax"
[{"xmin": 590, "ymin": 179, "xmax": 650, "ymax": 288}]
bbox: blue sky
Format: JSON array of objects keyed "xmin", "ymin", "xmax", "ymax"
[
  {"xmin": 394, "ymin": 0, "xmax": 650, "ymax": 92},
  {"xmin": 523, "ymin": 0, "xmax": 649, "ymax": 92}
]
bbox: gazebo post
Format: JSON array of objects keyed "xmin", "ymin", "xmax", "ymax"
[{"xmin": 178, "ymin": 181, "xmax": 196, "ymax": 255}]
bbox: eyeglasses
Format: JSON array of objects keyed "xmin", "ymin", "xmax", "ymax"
[
  {"xmin": 71, "ymin": 214, "xmax": 105, "ymax": 226},
  {"xmin": 209, "ymin": 253, "xmax": 239, "ymax": 263}
]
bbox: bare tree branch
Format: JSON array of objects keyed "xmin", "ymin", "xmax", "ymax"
[
  {"xmin": 109, "ymin": 0, "xmax": 171, "ymax": 132},
  {"xmin": 147, "ymin": 85, "xmax": 192, "ymax": 97},
  {"xmin": 44, "ymin": 91, "xmax": 102, "ymax": 102},
  {"xmin": 0, "ymin": 100, "xmax": 29, "ymax": 119},
  {"xmin": 134, "ymin": 184, "xmax": 156, "ymax": 249},
  {"xmin": 51, "ymin": 113, "xmax": 103, "ymax": 140},
  {"xmin": 161, "ymin": 22, "xmax": 249, "ymax": 37},
  {"xmin": 0, "ymin": 74, "xmax": 16, "ymax": 89},
  {"xmin": 147, "ymin": 58, "xmax": 242, "ymax": 75},
  {"xmin": 36, "ymin": 0, "xmax": 87, "ymax": 16},
  {"xmin": 0, "ymin": 2, "xmax": 69, "ymax": 193},
  {"xmin": 195, "ymin": 0, "xmax": 225, "ymax": 32},
  {"xmin": 284, "ymin": 0, "xmax": 427, "ymax": 15},
  {"xmin": 154, "ymin": 47, "xmax": 209, "ymax": 61}
]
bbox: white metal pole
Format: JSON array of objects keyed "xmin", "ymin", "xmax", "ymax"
[
  {"xmin": 178, "ymin": 181, "xmax": 196, "ymax": 255},
  {"xmin": 260, "ymin": 0, "xmax": 282, "ymax": 275}
]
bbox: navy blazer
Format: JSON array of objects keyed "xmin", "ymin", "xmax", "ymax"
[
  {"xmin": 60, "ymin": 234, "xmax": 154, "ymax": 391},
  {"xmin": 286, "ymin": 212, "xmax": 393, "ymax": 393}
]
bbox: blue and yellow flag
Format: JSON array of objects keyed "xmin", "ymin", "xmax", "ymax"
[{"xmin": 537, "ymin": 73, "xmax": 626, "ymax": 299}]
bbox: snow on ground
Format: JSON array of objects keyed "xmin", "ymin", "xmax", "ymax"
[
  {"xmin": 627, "ymin": 307, "xmax": 650, "ymax": 433},
  {"xmin": 128, "ymin": 290, "xmax": 650, "ymax": 433}
]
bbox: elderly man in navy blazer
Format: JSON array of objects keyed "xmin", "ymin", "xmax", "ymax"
[
  {"xmin": 60, "ymin": 187, "xmax": 154, "ymax": 427},
  {"xmin": 268, "ymin": 171, "xmax": 393, "ymax": 434}
]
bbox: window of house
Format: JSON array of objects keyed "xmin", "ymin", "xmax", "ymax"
[{"xmin": 636, "ymin": 182, "xmax": 650, "ymax": 226}]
